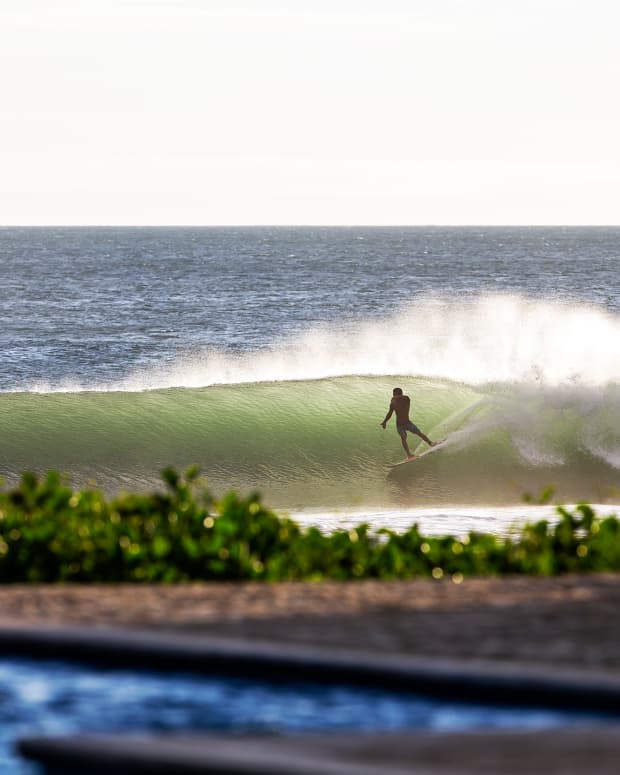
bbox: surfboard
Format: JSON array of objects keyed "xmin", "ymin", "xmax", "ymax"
[{"xmin": 388, "ymin": 438, "xmax": 448, "ymax": 468}]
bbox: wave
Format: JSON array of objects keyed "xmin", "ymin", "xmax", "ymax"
[
  {"xmin": 16, "ymin": 293, "xmax": 620, "ymax": 394},
  {"xmin": 1, "ymin": 376, "xmax": 619, "ymax": 510}
]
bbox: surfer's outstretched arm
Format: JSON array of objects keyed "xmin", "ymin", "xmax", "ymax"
[{"xmin": 380, "ymin": 403, "xmax": 394, "ymax": 428}]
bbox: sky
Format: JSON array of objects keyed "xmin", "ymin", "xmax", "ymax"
[{"xmin": 1, "ymin": 0, "xmax": 619, "ymax": 225}]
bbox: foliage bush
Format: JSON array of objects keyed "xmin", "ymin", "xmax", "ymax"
[{"xmin": 0, "ymin": 468, "xmax": 617, "ymax": 583}]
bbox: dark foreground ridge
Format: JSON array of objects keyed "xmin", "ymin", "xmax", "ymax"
[
  {"xmin": 1, "ymin": 624, "xmax": 620, "ymax": 712},
  {"xmin": 18, "ymin": 727, "xmax": 620, "ymax": 775}
]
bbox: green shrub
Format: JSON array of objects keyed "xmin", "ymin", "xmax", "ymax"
[{"xmin": 0, "ymin": 469, "xmax": 617, "ymax": 583}]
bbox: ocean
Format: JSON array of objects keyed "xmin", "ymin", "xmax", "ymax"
[{"xmin": 1, "ymin": 226, "xmax": 619, "ymax": 534}]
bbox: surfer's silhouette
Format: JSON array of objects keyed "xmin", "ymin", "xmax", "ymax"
[{"xmin": 380, "ymin": 387, "xmax": 437, "ymax": 460}]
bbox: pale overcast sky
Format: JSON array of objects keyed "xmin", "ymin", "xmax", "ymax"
[{"xmin": 1, "ymin": 0, "xmax": 619, "ymax": 225}]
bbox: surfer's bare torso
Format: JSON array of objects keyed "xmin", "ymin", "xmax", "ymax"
[{"xmin": 389, "ymin": 394, "xmax": 411, "ymax": 425}]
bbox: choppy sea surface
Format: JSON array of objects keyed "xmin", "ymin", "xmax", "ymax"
[{"xmin": 1, "ymin": 227, "xmax": 619, "ymax": 532}]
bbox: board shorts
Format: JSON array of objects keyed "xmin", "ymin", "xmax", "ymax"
[{"xmin": 397, "ymin": 421, "xmax": 421, "ymax": 436}]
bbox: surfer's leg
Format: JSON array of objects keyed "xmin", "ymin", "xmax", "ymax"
[
  {"xmin": 415, "ymin": 430, "xmax": 436, "ymax": 447},
  {"xmin": 398, "ymin": 430, "xmax": 415, "ymax": 459},
  {"xmin": 408, "ymin": 421, "xmax": 435, "ymax": 447}
]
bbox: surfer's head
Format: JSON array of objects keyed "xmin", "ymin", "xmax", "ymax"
[{"xmin": 392, "ymin": 387, "xmax": 403, "ymax": 396}]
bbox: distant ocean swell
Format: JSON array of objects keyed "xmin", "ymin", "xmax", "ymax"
[{"xmin": 1, "ymin": 376, "xmax": 618, "ymax": 509}]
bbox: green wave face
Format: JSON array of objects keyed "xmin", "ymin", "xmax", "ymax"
[{"xmin": 1, "ymin": 376, "xmax": 619, "ymax": 509}]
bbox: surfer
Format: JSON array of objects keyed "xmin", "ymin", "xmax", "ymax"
[{"xmin": 380, "ymin": 387, "xmax": 437, "ymax": 460}]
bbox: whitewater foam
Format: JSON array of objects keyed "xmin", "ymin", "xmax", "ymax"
[
  {"xmin": 289, "ymin": 504, "xmax": 620, "ymax": 536},
  {"xmin": 115, "ymin": 294, "xmax": 620, "ymax": 392},
  {"xmin": 11, "ymin": 294, "xmax": 620, "ymax": 395}
]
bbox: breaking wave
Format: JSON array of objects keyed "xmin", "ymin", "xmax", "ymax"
[{"xmin": 1, "ymin": 375, "xmax": 618, "ymax": 510}]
